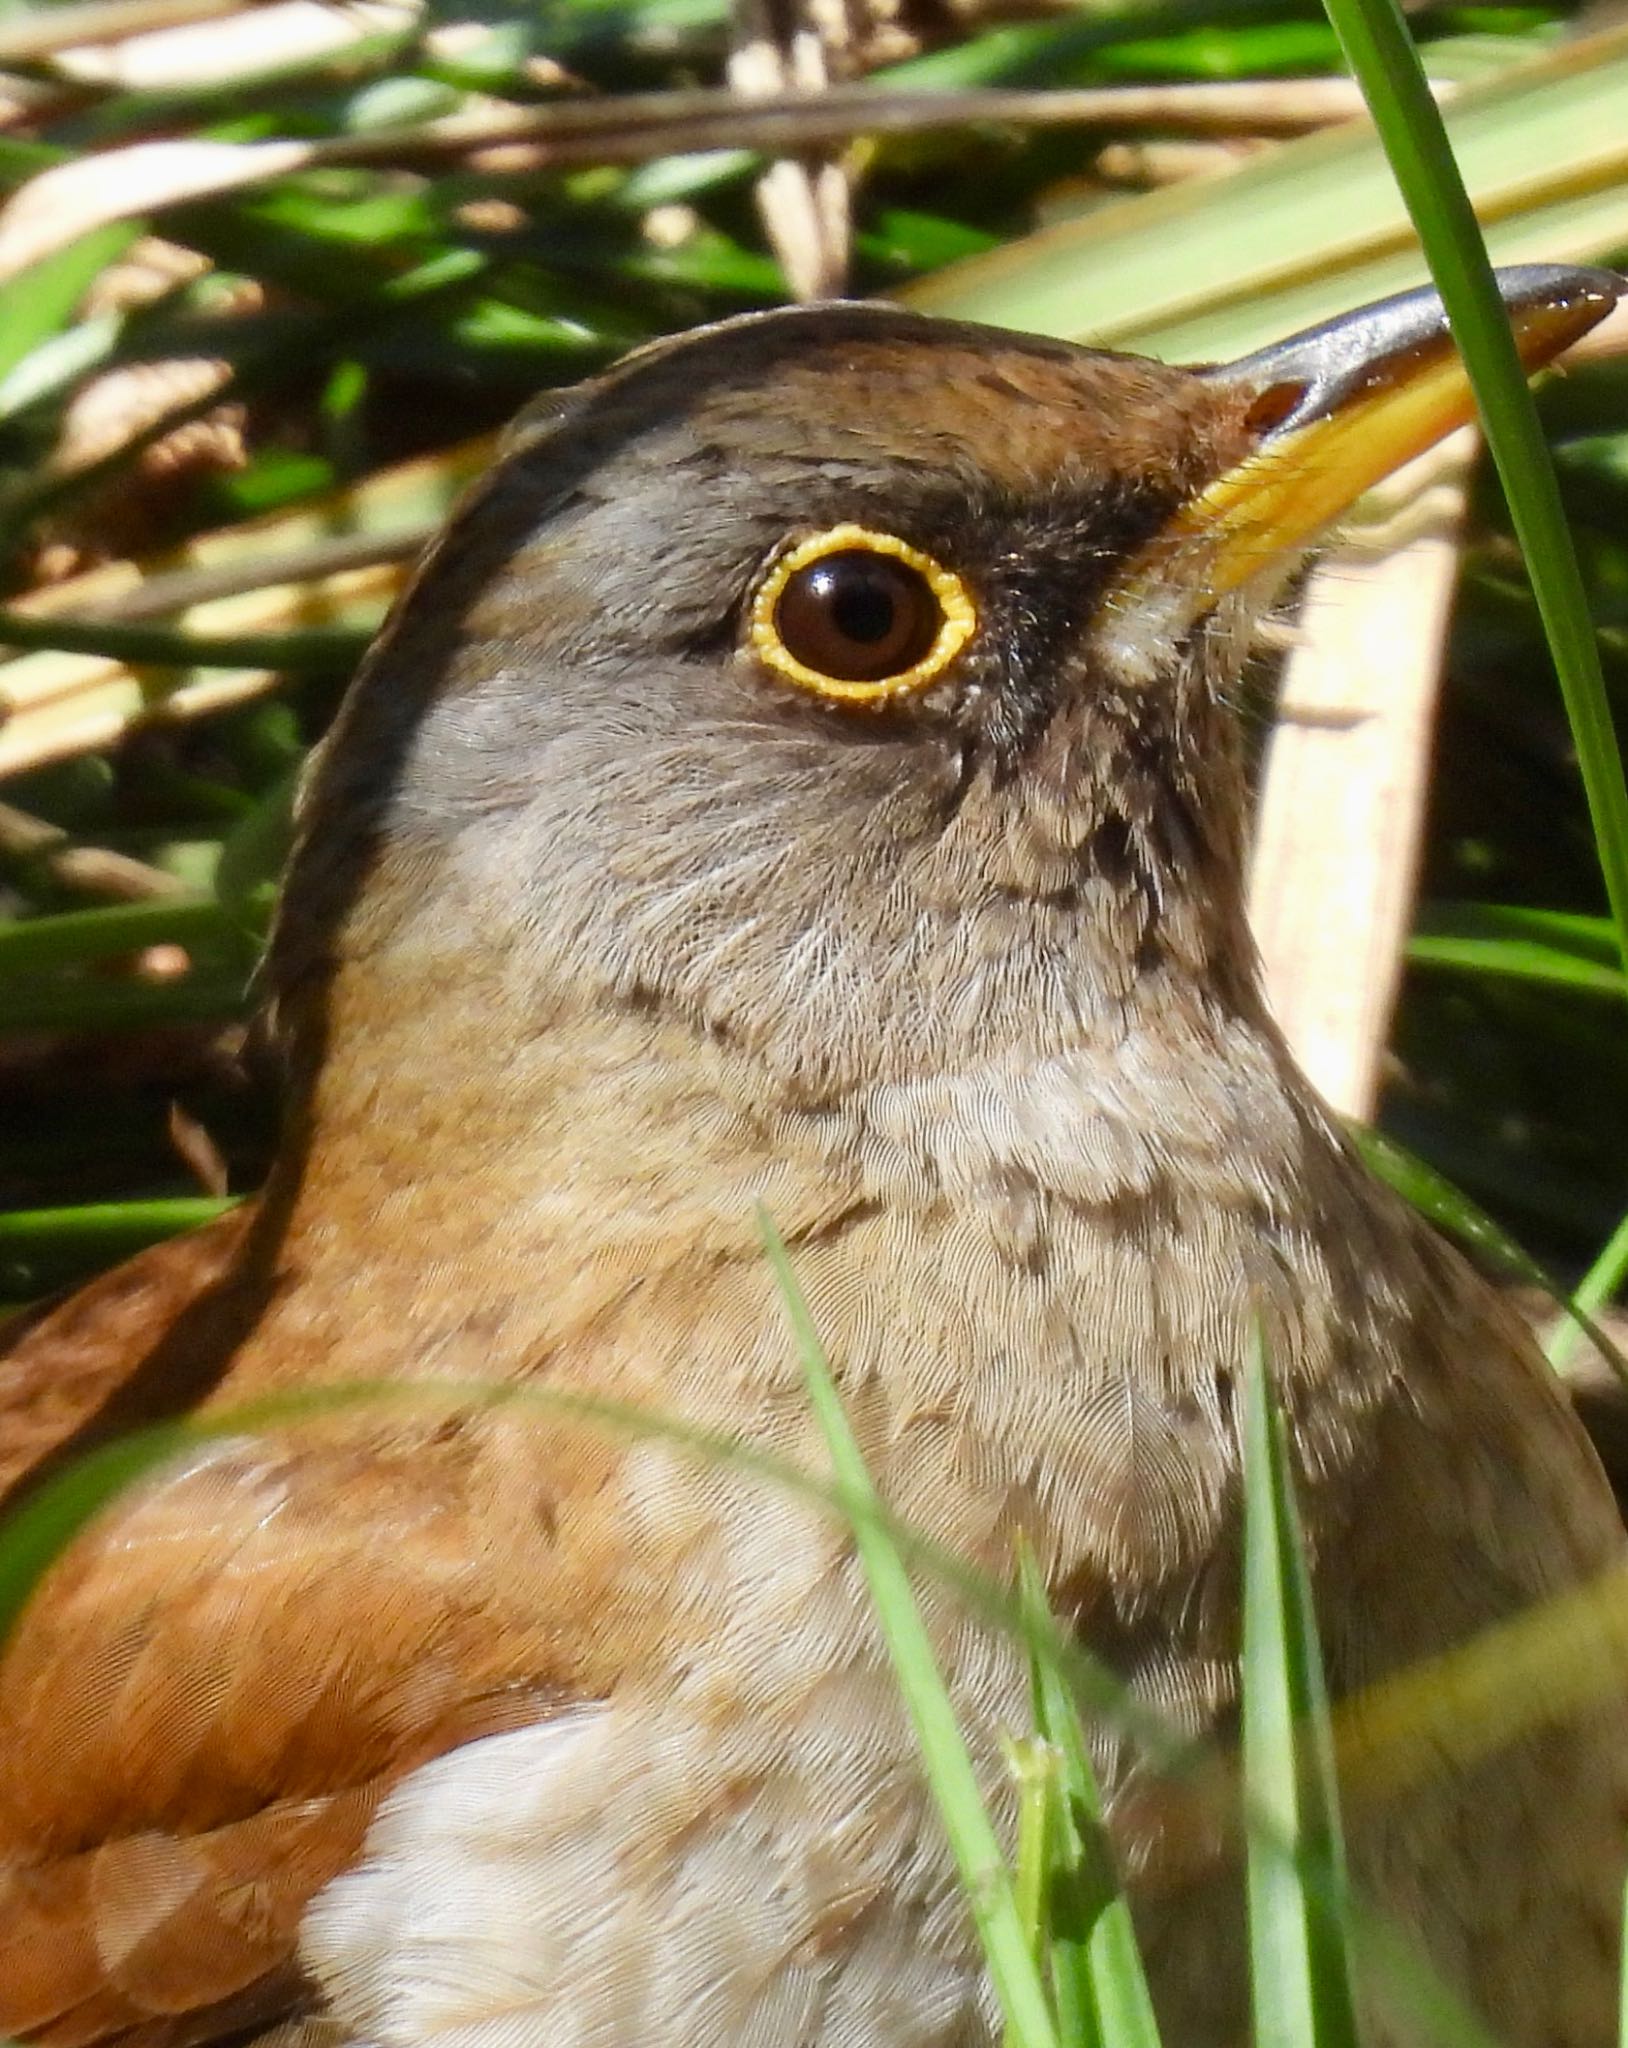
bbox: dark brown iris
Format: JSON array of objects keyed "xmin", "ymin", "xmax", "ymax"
[{"xmin": 773, "ymin": 549, "xmax": 944, "ymax": 683}]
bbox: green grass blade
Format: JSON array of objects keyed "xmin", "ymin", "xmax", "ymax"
[
  {"xmin": 0, "ymin": 1196, "xmax": 234, "ymax": 1252},
  {"xmin": 0, "ymin": 609, "xmax": 370, "ymax": 671},
  {"xmin": 1620, "ymin": 1873, "xmax": 1628, "ymax": 2048},
  {"xmin": 1352, "ymin": 1126, "xmax": 1565, "ymax": 1286},
  {"xmin": 1017, "ymin": 1546, "xmax": 1164, "ymax": 2048},
  {"xmin": 0, "ymin": 1422, "xmax": 198, "ymax": 1647},
  {"xmin": 0, "ymin": 1197, "xmax": 238, "ymax": 1306},
  {"xmin": 1413, "ymin": 903, "xmax": 1623, "ymax": 957},
  {"xmin": 1315, "ymin": 0, "xmax": 1628, "ymax": 985},
  {"xmin": 1405, "ymin": 933, "xmax": 1627, "ymax": 999},
  {"xmin": 759, "ymin": 1211, "xmax": 1061, "ymax": 2048},
  {"xmin": 1547, "ymin": 1205, "xmax": 1628, "ymax": 1374},
  {"xmin": 1004, "ymin": 1732, "xmax": 1057, "ymax": 1990},
  {"xmin": 1242, "ymin": 1319, "xmax": 1360, "ymax": 2048},
  {"xmin": 0, "ymin": 897, "xmax": 237, "ymax": 975},
  {"xmin": 0, "ymin": 223, "xmax": 136, "ymax": 381},
  {"xmin": 0, "ymin": 970, "xmax": 251, "ymax": 1036},
  {"xmin": 1351, "ymin": 1127, "xmax": 1628, "ymax": 1385}
]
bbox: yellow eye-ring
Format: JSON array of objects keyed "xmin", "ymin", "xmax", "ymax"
[{"xmin": 748, "ymin": 524, "xmax": 977, "ymax": 705}]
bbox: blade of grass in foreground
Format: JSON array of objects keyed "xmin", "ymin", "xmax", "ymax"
[
  {"xmin": 1620, "ymin": 1874, "xmax": 1628, "ymax": 2048},
  {"xmin": 1547, "ymin": 1204, "xmax": 1628, "ymax": 1375},
  {"xmin": 1352, "ymin": 1126, "xmax": 1567, "ymax": 1288},
  {"xmin": 1316, "ymin": 0, "xmax": 1628, "ymax": 988},
  {"xmin": 0, "ymin": 1421, "xmax": 197, "ymax": 1647},
  {"xmin": 1005, "ymin": 1730, "xmax": 1057, "ymax": 1984},
  {"xmin": 1016, "ymin": 1543, "xmax": 1164, "ymax": 2048},
  {"xmin": 1242, "ymin": 1319, "xmax": 1360, "ymax": 2048},
  {"xmin": 759, "ymin": 1210, "xmax": 1061, "ymax": 2048},
  {"xmin": 1351, "ymin": 1127, "xmax": 1628, "ymax": 1386}
]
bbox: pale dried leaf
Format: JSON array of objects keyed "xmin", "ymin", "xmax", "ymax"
[
  {"xmin": 1248, "ymin": 433, "xmax": 1474, "ymax": 1119},
  {"xmin": 54, "ymin": 0, "xmax": 417, "ymax": 88},
  {"xmin": 0, "ymin": 0, "xmax": 242, "ymax": 65},
  {"xmin": 0, "ymin": 139, "xmax": 314, "ymax": 285},
  {"xmin": 0, "ymin": 562, "xmax": 401, "ymax": 776}
]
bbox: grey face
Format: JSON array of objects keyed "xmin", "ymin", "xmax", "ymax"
[{"xmin": 269, "ymin": 306, "xmax": 1272, "ymax": 1094}]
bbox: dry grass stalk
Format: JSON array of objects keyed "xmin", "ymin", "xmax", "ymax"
[
  {"xmin": 0, "ymin": 798, "xmax": 185, "ymax": 900},
  {"xmin": 0, "ymin": 559, "xmax": 399, "ymax": 777},
  {"xmin": 1247, "ymin": 431, "xmax": 1476, "ymax": 1119}
]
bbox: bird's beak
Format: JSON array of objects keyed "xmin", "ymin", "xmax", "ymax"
[{"xmin": 1128, "ymin": 264, "xmax": 1621, "ymax": 604}]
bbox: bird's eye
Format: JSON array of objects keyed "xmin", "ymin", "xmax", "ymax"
[{"xmin": 748, "ymin": 524, "xmax": 976, "ymax": 704}]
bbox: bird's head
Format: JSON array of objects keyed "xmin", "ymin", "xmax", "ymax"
[{"xmin": 270, "ymin": 269, "xmax": 1618, "ymax": 1100}]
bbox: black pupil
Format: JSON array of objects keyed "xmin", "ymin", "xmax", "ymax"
[
  {"xmin": 830, "ymin": 573, "xmax": 896, "ymax": 644},
  {"xmin": 775, "ymin": 548, "xmax": 943, "ymax": 684}
]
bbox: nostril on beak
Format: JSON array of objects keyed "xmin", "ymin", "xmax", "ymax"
[{"xmin": 1241, "ymin": 381, "xmax": 1310, "ymax": 437}]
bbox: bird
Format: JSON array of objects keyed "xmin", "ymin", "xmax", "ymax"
[{"xmin": 1, "ymin": 266, "xmax": 1626, "ymax": 2048}]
